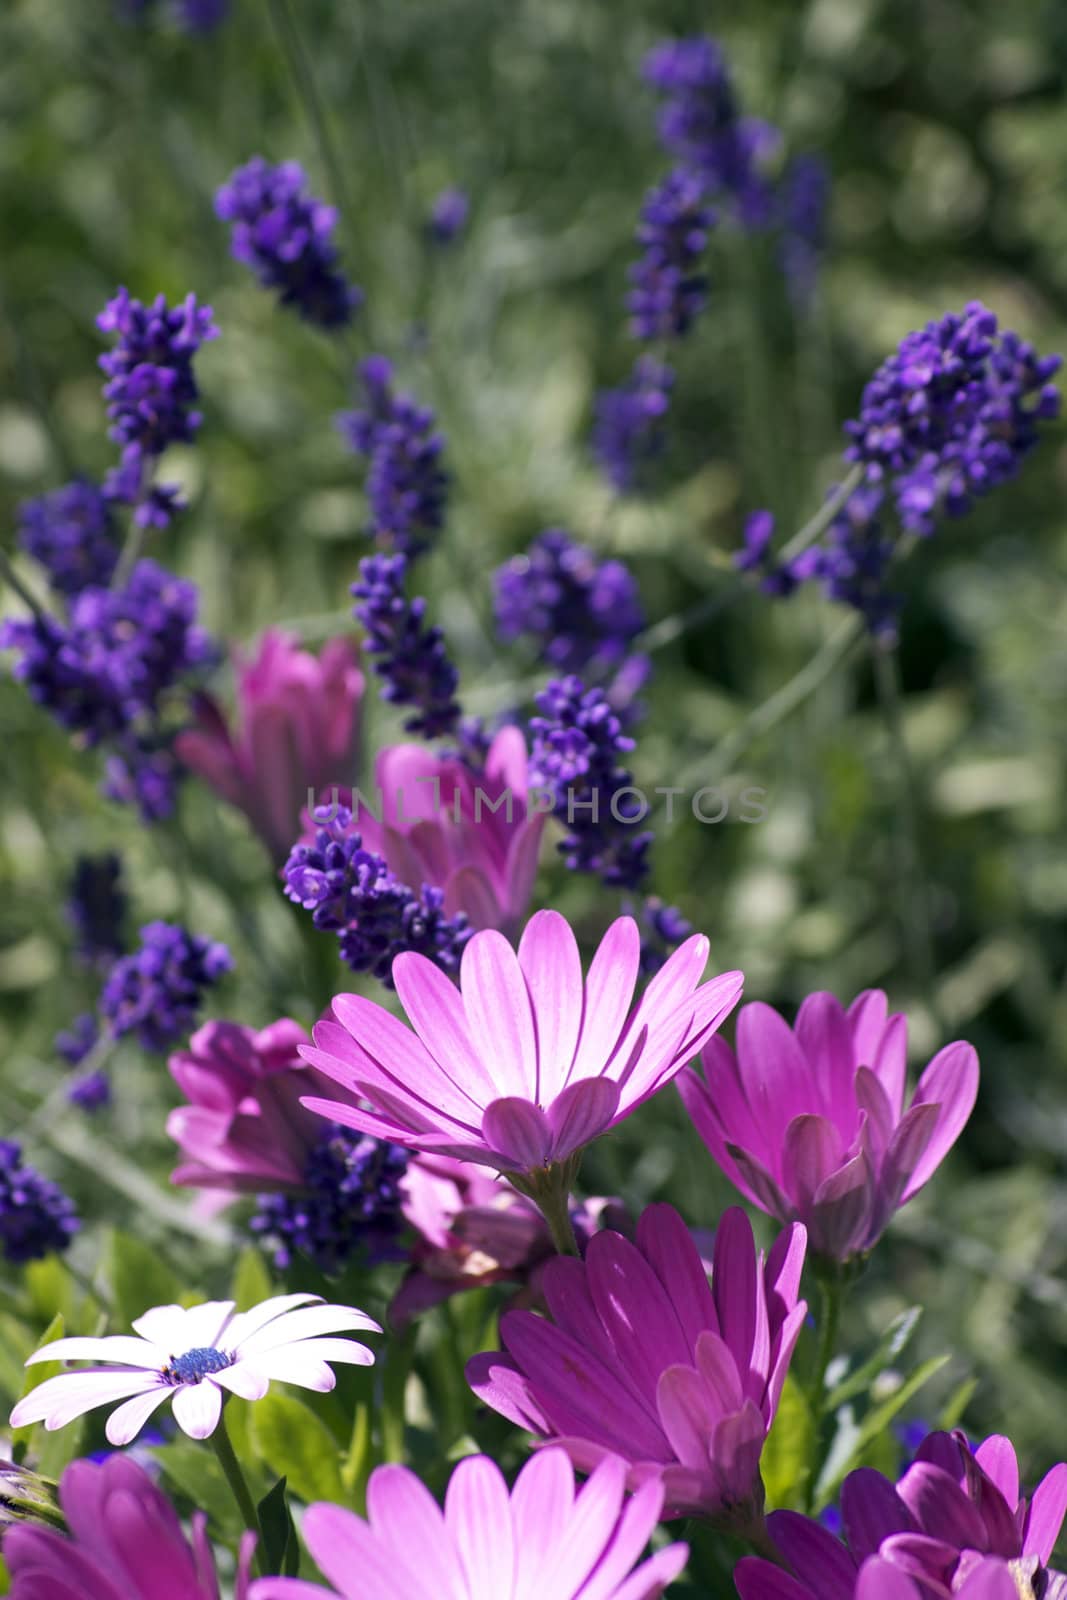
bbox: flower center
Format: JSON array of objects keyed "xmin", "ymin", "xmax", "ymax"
[{"xmin": 163, "ymin": 1346, "xmax": 234, "ymax": 1385}]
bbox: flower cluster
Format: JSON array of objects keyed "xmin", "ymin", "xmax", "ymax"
[
  {"xmin": 100, "ymin": 920, "xmax": 233, "ymax": 1052},
  {"xmin": 250, "ymin": 1125, "xmax": 410, "ymax": 1273},
  {"xmin": 593, "ymin": 355, "xmax": 674, "ymax": 494},
  {"xmin": 216, "ymin": 157, "xmax": 360, "ymax": 328},
  {"xmin": 528, "ymin": 675, "xmax": 652, "ymax": 889},
  {"xmin": 350, "ymin": 553, "xmax": 462, "ymax": 738},
  {"xmin": 97, "ymin": 288, "xmax": 219, "ymax": 524},
  {"xmin": 779, "ymin": 152, "xmax": 830, "ymax": 312},
  {"xmin": 628, "ymin": 168, "xmax": 715, "ymax": 341},
  {"xmin": 338, "ymin": 356, "xmax": 449, "ymax": 555},
  {"xmin": 283, "ymin": 802, "xmax": 472, "ymax": 983},
  {"xmin": 0, "ymin": 561, "xmax": 213, "ymax": 745},
  {"xmin": 642, "ymin": 35, "xmax": 775, "ymax": 225},
  {"xmin": 493, "ymin": 528, "xmax": 645, "ymax": 683},
  {"xmin": 0, "ymin": 1141, "xmax": 79, "ymax": 1264},
  {"xmin": 748, "ymin": 304, "xmax": 1063, "ymax": 634},
  {"xmin": 16, "ymin": 480, "xmax": 118, "ymax": 597}
]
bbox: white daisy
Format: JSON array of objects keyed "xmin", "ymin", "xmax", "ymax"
[{"xmin": 9, "ymin": 1292, "xmax": 380, "ymax": 1445}]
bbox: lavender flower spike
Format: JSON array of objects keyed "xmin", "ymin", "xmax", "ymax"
[
  {"xmin": 351, "ymin": 553, "xmax": 461, "ymax": 738},
  {"xmin": 338, "ymin": 356, "xmax": 449, "ymax": 556},
  {"xmin": 216, "ymin": 157, "xmax": 361, "ymax": 328}
]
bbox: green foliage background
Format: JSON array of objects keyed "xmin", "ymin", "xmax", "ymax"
[{"xmin": 2, "ymin": 0, "xmax": 1067, "ymax": 1531}]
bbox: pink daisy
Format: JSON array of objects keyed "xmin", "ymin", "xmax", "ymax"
[
  {"xmin": 9, "ymin": 1292, "xmax": 379, "ymax": 1446},
  {"xmin": 299, "ymin": 909, "xmax": 743, "ymax": 1191},
  {"xmin": 249, "ymin": 1449, "xmax": 688, "ymax": 1600}
]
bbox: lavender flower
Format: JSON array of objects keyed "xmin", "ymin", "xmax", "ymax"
[
  {"xmin": 643, "ymin": 35, "xmax": 776, "ymax": 226},
  {"xmin": 66, "ymin": 854, "xmax": 127, "ymax": 969},
  {"xmin": 528, "ymin": 675, "xmax": 652, "ymax": 890},
  {"xmin": 427, "ymin": 187, "xmax": 469, "ymax": 245},
  {"xmin": 97, "ymin": 288, "xmax": 218, "ymax": 524},
  {"xmin": 283, "ymin": 803, "xmax": 472, "ymax": 985},
  {"xmin": 100, "ymin": 922, "xmax": 233, "ymax": 1052},
  {"xmin": 1, "ymin": 561, "xmax": 214, "ymax": 758},
  {"xmin": 628, "ymin": 168, "xmax": 714, "ymax": 341},
  {"xmin": 493, "ymin": 529, "xmax": 645, "ymax": 681},
  {"xmin": 17, "ymin": 481, "xmax": 118, "ymax": 597},
  {"xmin": 844, "ymin": 301, "xmax": 1061, "ymax": 534},
  {"xmin": 102, "ymin": 739, "xmax": 183, "ymax": 823},
  {"xmin": 734, "ymin": 508, "xmax": 799, "ymax": 597},
  {"xmin": 338, "ymin": 357, "xmax": 448, "ymax": 555},
  {"xmin": 0, "ymin": 1142, "xmax": 79, "ymax": 1264},
  {"xmin": 67, "ymin": 1071, "xmax": 112, "ymax": 1113},
  {"xmin": 55, "ymin": 1013, "xmax": 99, "ymax": 1067},
  {"xmin": 216, "ymin": 157, "xmax": 360, "ymax": 328},
  {"xmin": 592, "ymin": 355, "xmax": 674, "ymax": 493},
  {"xmin": 778, "ymin": 153, "xmax": 830, "ymax": 312},
  {"xmin": 639, "ymin": 897, "xmax": 694, "ymax": 975},
  {"xmin": 351, "ymin": 553, "xmax": 461, "ymax": 738},
  {"xmin": 250, "ymin": 1127, "xmax": 410, "ymax": 1273}
]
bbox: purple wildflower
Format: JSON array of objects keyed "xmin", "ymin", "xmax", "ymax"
[
  {"xmin": 493, "ymin": 528, "xmax": 645, "ymax": 679},
  {"xmin": 17, "ymin": 481, "xmax": 118, "ymax": 597},
  {"xmin": 250, "ymin": 1126, "xmax": 410, "ymax": 1273},
  {"xmin": 639, "ymin": 897, "xmax": 694, "ymax": 975},
  {"xmin": 427, "ymin": 187, "xmax": 469, "ymax": 244},
  {"xmin": 351, "ymin": 553, "xmax": 461, "ymax": 739},
  {"xmin": 216, "ymin": 157, "xmax": 360, "ymax": 328},
  {"xmin": 778, "ymin": 153, "xmax": 830, "ymax": 312},
  {"xmin": 283, "ymin": 802, "xmax": 472, "ymax": 985},
  {"xmin": 592, "ymin": 355, "xmax": 674, "ymax": 493},
  {"xmin": 338, "ymin": 356, "xmax": 449, "ymax": 555},
  {"xmin": 96, "ymin": 289, "xmax": 218, "ymax": 525},
  {"xmin": 67, "ymin": 1070, "xmax": 112, "ymax": 1113},
  {"xmin": 100, "ymin": 922, "xmax": 233, "ymax": 1052},
  {"xmin": 528, "ymin": 675, "xmax": 653, "ymax": 890},
  {"xmin": 55, "ymin": 1013, "xmax": 99, "ymax": 1067},
  {"xmin": 643, "ymin": 35, "xmax": 776, "ymax": 226},
  {"xmin": 629, "ymin": 168, "xmax": 714, "ymax": 341},
  {"xmin": 0, "ymin": 1142, "xmax": 79, "ymax": 1264}
]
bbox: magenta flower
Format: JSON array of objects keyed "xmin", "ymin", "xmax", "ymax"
[
  {"xmin": 467, "ymin": 1202, "xmax": 806, "ymax": 1524},
  {"xmin": 166, "ymin": 1018, "xmax": 353, "ymax": 1193},
  {"xmin": 678, "ymin": 989, "xmax": 979, "ymax": 1260},
  {"xmin": 738, "ymin": 1554, "xmax": 1037, "ymax": 1600},
  {"xmin": 249, "ymin": 1449, "xmax": 688, "ymax": 1600},
  {"xmin": 392, "ymin": 1152, "xmax": 625, "ymax": 1327},
  {"xmin": 734, "ymin": 1429, "xmax": 1067, "ymax": 1600},
  {"xmin": 176, "ymin": 628, "xmax": 364, "ymax": 862},
  {"xmin": 9, "ymin": 1293, "xmax": 380, "ymax": 1445},
  {"xmin": 299, "ymin": 910, "xmax": 743, "ymax": 1198},
  {"xmin": 330, "ymin": 727, "xmax": 545, "ymax": 934},
  {"xmin": 4, "ymin": 1454, "xmax": 253, "ymax": 1600}
]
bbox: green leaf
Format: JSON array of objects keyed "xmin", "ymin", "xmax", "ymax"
[
  {"xmin": 256, "ymin": 1475, "xmax": 294, "ymax": 1576},
  {"xmin": 231, "ymin": 1247, "xmax": 273, "ymax": 1313},
  {"xmin": 937, "ymin": 1375, "xmax": 978, "ymax": 1431},
  {"xmin": 109, "ymin": 1232, "xmax": 181, "ymax": 1328},
  {"xmin": 826, "ymin": 1307, "xmax": 922, "ymax": 1409},
  {"xmin": 11, "ymin": 1313, "xmax": 65, "ymax": 1449},
  {"xmin": 760, "ymin": 1374, "xmax": 815, "ymax": 1510},
  {"xmin": 24, "ymin": 1257, "xmax": 75, "ymax": 1328},
  {"xmin": 816, "ymin": 1353, "xmax": 951, "ymax": 1504},
  {"xmin": 150, "ymin": 1442, "xmax": 243, "ymax": 1538},
  {"xmin": 250, "ymin": 1393, "xmax": 345, "ymax": 1505}
]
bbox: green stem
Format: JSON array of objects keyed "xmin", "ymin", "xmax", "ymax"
[
  {"xmin": 0, "ymin": 548, "xmax": 48, "ymax": 621},
  {"xmin": 636, "ymin": 464, "xmax": 865, "ymax": 655},
  {"xmin": 380, "ymin": 1331, "xmax": 415, "ymax": 1463},
  {"xmin": 804, "ymin": 1270, "xmax": 843, "ymax": 1514},
  {"xmin": 210, "ymin": 1409, "xmax": 264, "ymax": 1574},
  {"xmin": 509, "ymin": 1160, "xmax": 582, "ymax": 1256},
  {"xmin": 872, "ymin": 641, "xmax": 941, "ymax": 1025}
]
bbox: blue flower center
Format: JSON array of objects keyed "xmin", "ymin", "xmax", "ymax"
[{"xmin": 163, "ymin": 1346, "xmax": 234, "ymax": 1385}]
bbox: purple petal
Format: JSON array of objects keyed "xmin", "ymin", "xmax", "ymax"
[
  {"xmin": 782, "ymin": 1115, "xmax": 845, "ymax": 1213},
  {"xmin": 635, "ymin": 1201, "xmax": 718, "ymax": 1350},
  {"xmin": 444, "ymin": 1455, "xmax": 515, "ymax": 1596},
  {"xmin": 767, "ymin": 1509, "xmax": 858, "ymax": 1597},
  {"xmin": 809, "ymin": 1149, "xmax": 875, "ymax": 1260},
  {"xmin": 566, "ymin": 916, "xmax": 641, "ymax": 1087},
  {"xmin": 461, "ymin": 930, "xmax": 538, "ymax": 1101},
  {"xmin": 517, "ymin": 910, "xmax": 583, "ymax": 1102},
  {"xmin": 1024, "ymin": 1461, "xmax": 1067, "ymax": 1565},
  {"xmin": 840, "ymin": 1466, "xmax": 917, "ymax": 1562},
  {"xmin": 902, "ymin": 1041, "xmax": 979, "ymax": 1200},
  {"xmin": 795, "ymin": 991, "xmax": 859, "ymax": 1138},
  {"xmin": 545, "ymin": 1077, "xmax": 620, "ymax": 1162},
  {"xmin": 481, "ymin": 1098, "xmax": 552, "ymax": 1170}
]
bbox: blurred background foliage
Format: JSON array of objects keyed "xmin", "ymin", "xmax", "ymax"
[{"xmin": 2, "ymin": 0, "xmax": 1067, "ymax": 1493}]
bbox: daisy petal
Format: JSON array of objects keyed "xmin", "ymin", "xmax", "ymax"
[
  {"xmin": 104, "ymin": 1385, "xmax": 173, "ymax": 1446},
  {"xmin": 170, "ymin": 1380, "xmax": 223, "ymax": 1439}
]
